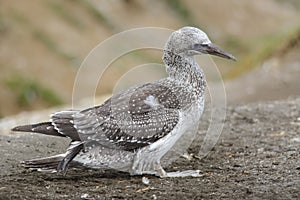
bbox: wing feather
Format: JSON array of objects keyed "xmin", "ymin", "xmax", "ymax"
[
  {"xmin": 74, "ymin": 82, "xmax": 181, "ymax": 151},
  {"xmin": 50, "ymin": 110, "xmax": 81, "ymax": 141}
]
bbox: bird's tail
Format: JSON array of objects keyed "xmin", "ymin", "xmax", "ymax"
[
  {"xmin": 12, "ymin": 122, "xmax": 65, "ymax": 138},
  {"xmin": 22, "ymin": 154, "xmax": 65, "ymax": 172},
  {"xmin": 22, "ymin": 154, "xmax": 83, "ymax": 172}
]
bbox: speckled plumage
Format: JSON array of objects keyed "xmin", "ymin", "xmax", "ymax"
[{"xmin": 13, "ymin": 27, "xmax": 235, "ymax": 177}]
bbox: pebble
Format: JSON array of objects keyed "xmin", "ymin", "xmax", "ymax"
[
  {"xmin": 142, "ymin": 176, "xmax": 150, "ymax": 185},
  {"xmin": 291, "ymin": 137, "xmax": 300, "ymax": 142},
  {"xmin": 257, "ymin": 148, "xmax": 264, "ymax": 153},
  {"xmin": 81, "ymin": 193, "xmax": 89, "ymax": 199}
]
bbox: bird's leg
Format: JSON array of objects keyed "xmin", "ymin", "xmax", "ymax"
[
  {"xmin": 130, "ymin": 150, "xmax": 201, "ymax": 177},
  {"xmin": 131, "ymin": 159, "xmax": 201, "ymax": 178},
  {"xmin": 130, "ymin": 150, "xmax": 166, "ymax": 176}
]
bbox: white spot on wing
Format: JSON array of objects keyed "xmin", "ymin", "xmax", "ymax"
[{"xmin": 144, "ymin": 95, "xmax": 160, "ymax": 109}]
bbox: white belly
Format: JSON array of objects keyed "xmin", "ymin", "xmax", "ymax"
[{"xmin": 137, "ymin": 101, "xmax": 204, "ymax": 168}]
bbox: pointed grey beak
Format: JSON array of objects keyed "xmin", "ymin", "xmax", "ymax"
[{"xmin": 196, "ymin": 43, "xmax": 237, "ymax": 61}]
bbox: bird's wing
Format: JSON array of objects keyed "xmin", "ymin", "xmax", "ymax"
[{"xmin": 73, "ymin": 82, "xmax": 181, "ymax": 151}]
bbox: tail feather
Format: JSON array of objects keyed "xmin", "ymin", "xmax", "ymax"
[
  {"xmin": 12, "ymin": 111, "xmax": 81, "ymax": 141},
  {"xmin": 12, "ymin": 122, "xmax": 65, "ymax": 138},
  {"xmin": 12, "ymin": 111, "xmax": 85, "ymax": 174},
  {"xmin": 22, "ymin": 154, "xmax": 83, "ymax": 172},
  {"xmin": 22, "ymin": 141, "xmax": 84, "ymax": 174},
  {"xmin": 22, "ymin": 154, "xmax": 65, "ymax": 170}
]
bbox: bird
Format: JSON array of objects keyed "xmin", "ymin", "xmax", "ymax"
[{"xmin": 12, "ymin": 27, "xmax": 236, "ymax": 178}]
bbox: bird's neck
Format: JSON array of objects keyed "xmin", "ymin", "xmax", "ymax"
[{"xmin": 163, "ymin": 51, "xmax": 206, "ymax": 94}]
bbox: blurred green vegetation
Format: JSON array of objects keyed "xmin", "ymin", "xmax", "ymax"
[
  {"xmin": 0, "ymin": 0, "xmax": 299, "ymax": 116},
  {"xmin": 11, "ymin": 11, "xmax": 75, "ymax": 62},
  {"xmin": 0, "ymin": 14, "xmax": 5, "ymax": 34},
  {"xmin": 5, "ymin": 76, "xmax": 64, "ymax": 108},
  {"xmin": 74, "ymin": 0, "xmax": 115, "ymax": 31},
  {"xmin": 276, "ymin": 0, "xmax": 300, "ymax": 8},
  {"xmin": 224, "ymin": 26, "xmax": 300, "ymax": 79},
  {"xmin": 165, "ymin": 0, "xmax": 198, "ymax": 27},
  {"xmin": 46, "ymin": 1, "xmax": 85, "ymax": 30}
]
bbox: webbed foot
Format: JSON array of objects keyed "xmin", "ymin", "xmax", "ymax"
[{"xmin": 161, "ymin": 170, "xmax": 201, "ymax": 178}]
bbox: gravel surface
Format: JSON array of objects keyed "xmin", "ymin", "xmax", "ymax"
[{"xmin": 0, "ymin": 98, "xmax": 299, "ymax": 199}]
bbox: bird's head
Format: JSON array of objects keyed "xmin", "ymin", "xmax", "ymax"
[{"xmin": 164, "ymin": 26, "xmax": 236, "ymax": 61}]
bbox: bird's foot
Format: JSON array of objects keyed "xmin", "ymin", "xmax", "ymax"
[
  {"xmin": 161, "ymin": 170, "xmax": 201, "ymax": 178},
  {"xmin": 131, "ymin": 150, "xmax": 201, "ymax": 178},
  {"xmin": 181, "ymin": 152, "xmax": 194, "ymax": 161},
  {"xmin": 131, "ymin": 161, "xmax": 201, "ymax": 178}
]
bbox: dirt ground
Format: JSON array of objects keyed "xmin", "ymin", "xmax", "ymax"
[{"xmin": 0, "ymin": 98, "xmax": 299, "ymax": 199}]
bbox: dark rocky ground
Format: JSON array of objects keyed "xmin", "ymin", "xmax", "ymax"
[{"xmin": 0, "ymin": 98, "xmax": 299, "ymax": 199}]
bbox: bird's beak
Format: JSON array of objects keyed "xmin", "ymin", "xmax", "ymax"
[{"xmin": 196, "ymin": 43, "xmax": 237, "ymax": 61}]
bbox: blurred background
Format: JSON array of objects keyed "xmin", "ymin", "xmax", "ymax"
[{"xmin": 0, "ymin": 0, "xmax": 299, "ymax": 119}]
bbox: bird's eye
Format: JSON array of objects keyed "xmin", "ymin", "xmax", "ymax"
[{"xmin": 193, "ymin": 43, "xmax": 202, "ymax": 49}]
